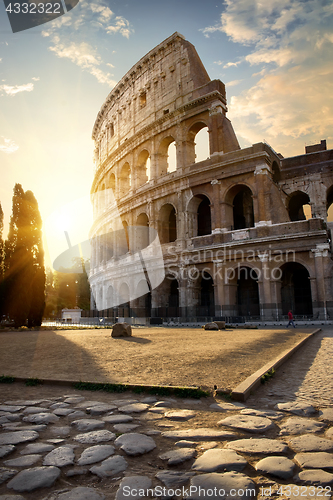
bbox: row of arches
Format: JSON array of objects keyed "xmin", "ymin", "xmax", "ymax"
[
  {"xmin": 93, "ymin": 262, "xmax": 313, "ymax": 318},
  {"xmin": 94, "ymin": 125, "xmax": 210, "ymax": 204}
]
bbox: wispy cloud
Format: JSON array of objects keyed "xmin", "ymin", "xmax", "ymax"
[
  {"xmin": 42, "ymin": 0, "xmax": 133, "ymax": 86},
  {"xmin": 0, "ymin": 83, "xmax": 34, "ymax": 96},
  {"xmin": 0, "ymin": 137, "xmax": 19, "ymax": 154},
  {"xmin": 226, "ymin": 80, "xmax": 243, "ymax": 87},
  {"xmin": 201, "ymin": 0, "xmax": 333, "ymax": 154}
]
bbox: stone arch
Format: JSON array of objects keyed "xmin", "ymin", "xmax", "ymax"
[
  {"xmin": 225, "ymin": 184, "xmax": 255, "ymax": 230},
  {"xmin": 108, "ymin": 172, "xmax": 116, "ymax": 193},
  {"xmin": 187, "ymin": 194, "xmax": 212, "ymax": 237},
  {"xmin": 118, "ymin": 282, "xmax": 130, "ymax": 315},
  {"xmin": 118, "ymin": 220, "xmax": 129, "ymax": 255},
  {"xmin": 280, "ymin": 262, "xmax": 312, "ymax": 316},
  {"xmin": 134, "ymin": 279, "xmax": 151, "ymax": 317},
  {"xmin": 157, "ymin": 136, "xmax": 176, "ymax": 176},
  {"xmin": 135, "ymin": 213, "xmax": 150, "ymax": 250},
  {"xmin": 106, "ymin": 284, "xmax": 115, "ymax": 309},
  {"xmin": 159, "ymin": 203, "xmax": 177, "ymax": 244},
  {"xmin": 119, "ymin": 162, "xmax": 131, "ymax": 197},
  {"xmin": 187, "ymin": 122, "xmax": 210, "ymax": 164},
  {"xmin": 199, "ymin": 271, "xmax": 214, "ymax": 316},
  {"xmin": 236, "ymin": 267, "xmax": 260, "ymax": 317},
  {"xmin": 327, "ymin": 186, "xmax": 333, "ymax": 220},
  {"xmin": 136, "ymin": 149, "xmax": 150, "ymax": 187},
  {"xmin": 288, "ymin": 191, "xmax": 311, "ymax": 221}
]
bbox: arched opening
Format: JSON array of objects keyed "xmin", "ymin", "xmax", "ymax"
[
  {"xmin": 118, "ymin": 220, "xmax": 129, "ymax": 255},
  {"xmin": 237, "ymin": 267, "xmax": 260, "ymax": 317},
  {"xmin": 194, "ymin": 127, "xmax": 210, "ymax": 162},
  {"xmin": 159, "ymin": 204, "xmax": 177, "ymax": 244},
  {"xmin": 99, "ymin": 183, "xmax": 106, "ymax": 213},
  {"xmin": 198, "ymin": 196, "xmax": 211, "ymax": 236},
  {"xmin": 199, "ymin": 272, "xmax": 215, "ymax": 317},
  {"xmin": 105, "ymin": 228, "xmax": 114, "ymax": 261},
  {"xmin": 288, "ymin": 191, "xmax": 310, "ymax": 221},
  {"xmin": 108, "ymin": 172, "xmax": 115, "ymax": 193},
  {"xmin": 118, "ymin": 282, "xmax": 130, "ymax": 316},
  {"xmin": 135, "ymin": 213, "xmax": 149, "ymax": 250},
  {"xmin": 134, "ymin": 280, "xmax": 151, "ymax": 317},
  {"xmin": 119, "ymin": 163, "xmax": 131, "ymax": 197},
  {"xmin": 280, "ymin": 262, "xmax": 312, "ymax": 316},
  {"xmin": 157, "ymin": 136, "xmax": 176, "ymax": 176},
  {"xmin": 327, "ymin": 186, "xmax": 333, "ymax": 221},
  {"xmin": 230, "ymin": 185, "xmax": 254, "ymax": 230},
  {"xmin": 167, "ymin": 141, "xmax": 177, "ymax": 173},
  {"xmin": 106, "ymin": 285, "xmax": 115, "ymax": 309},
  {"xmin": 187, "ymin": 122, "xmax": 210, "ymax": 165},
  {"xmin": 272, "ymin": 161, "xmax": 281, "ymax": 183},
  {"xmin": 136, "ymin": 150, "xmax": 150, "ymax": 187}
]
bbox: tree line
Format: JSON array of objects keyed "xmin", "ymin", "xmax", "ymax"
[
  {"xmin": 0, "ymin": 184, "xmax": 91, "ymax": 327},
  {"xmin": 0, "ymin": 184, "xmax": 45, "ymax": 327}
]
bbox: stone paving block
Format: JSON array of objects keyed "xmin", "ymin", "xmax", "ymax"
[
  {"xmin": 218, "ymin": 415, "xmax": 275, "ymax": 433},
  {"xmin": 0, "ymin": 431, "xmax": 39, "ymax": 445},
  {"xmin": 118, "ymin": 403, "xmax": 149, "ymax": 413},
  {"xmin": 240, "ymin": 409, "xmax": 284, "ymax": 420},
  {"xmin": 43, "ymin": 446, "xmax": 75, "ymax": 467},
  {"xmin": 113, "ymin": 424, "xmax": 140, "ymax": 433},
  {"xmin": 191, "ymin": 449, "xmax": 247, "ymax": 473},
  {"xmin": 22, "ymin": 413, "xmax": 59, "ymax": 425},
  {"xmin": 103, "ymin": 414, "xmax": 133, "ymax": 424},
  {"xmin": 187, "ymin": 472, "xmax": 256, "ymax": 500},
  {"xmin": 70, "ymin": 419, "xmax": 105, "ymax": 432},
  {"xmin": 164, "ymin": 410, "xmax": 196, "ymax": 421},
  {"xmin": 294, "ymin": 452, "xmax": 333, "ymax": 470},
  {"xmin": 159, "ymin": 447, "xmax": 196, "ymax": 465},
  {"xmin": 20, "ymin": 443, "xmax": 55, "ymax": 454},
  {"xmin": 0, "ymin": 445, "xmax": 15, "ymax": 459},
  {"xmin": 226, "ymin": 438, "xmax": 288, "ymax": 454},
  {"xmin": 73, "ymin": 430, "xmax": 115, "ymax": 444},
  {"xmin": 114, "ymin": 433, "xmax": 156, "ymax": 455},
  {"xmin": 275, "ymin": 402, "xmax": 316, "ymax": 416},
  {"xmin": 4, "ymin": 454, "xmax": 41, "ymax": 467},
  {"xmin": 288, "ymin": 434, "xmax": 333, "ymax": 452},
  {"xmin": 0, "ymin": 468, "xmax": 17, "ymax": 485},
  {"xmin": 77, "ymin": 445, "xmax": 115, "ymax": 465},
  {"xmin": 279, "ymin": 418, "xmax": 326, "ymax": 435},
  {"xmin": 90, "ymin": 455, "xmax": 128, "ymax": 478},
  {"xmin": 7, "ymin": 466, "xmax": 61, "ymax": 492},
  {"xmin": 255, "ymin": 456, "xmax": 295, "ymax": 479},
  {"xmin": 0, "ymin": 494, "xmax": 26, "ymax": 499},
  {"xmin": 115, "ymin": 476, "xmax": 152, "ymax": 500},
  {"xmin": 155, "ymin": 470, "xmax": 195, "ymax": 488},
  {"xmin": 45, "ymin": 487, "xmax": 105, "ymax": 499},
  {"xmin": 161, "ymin": 428, "xmax": 237, "ymax": 440},
  {"xmin": 86, "ymin": 404, "xmax": 118, "ymax": 415},
  {"xmin": 294, "ymin": 469, "xmax": 333, "ymax": 485},
  {"xmin": 319, "ymin": 409, "xmax": 333, "ymax": 423}
]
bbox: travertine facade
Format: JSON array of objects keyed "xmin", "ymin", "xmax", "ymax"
[{"xmin": 89, "ymin": 32, "xmax": 333, "ymax": 321}]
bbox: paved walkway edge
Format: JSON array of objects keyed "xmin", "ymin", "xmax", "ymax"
[{"xmin": 231, "ymin": 329, "xmax": 321, "ymax": 402}]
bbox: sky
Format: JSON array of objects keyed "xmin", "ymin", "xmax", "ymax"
[{"xmin": 0, "ymin": 0, "xmax": 332, "ymax": 267}]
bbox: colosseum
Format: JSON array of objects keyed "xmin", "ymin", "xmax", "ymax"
[{"xmin": 88, "ymin": 32, "xmax": 333, "ymax": 323}]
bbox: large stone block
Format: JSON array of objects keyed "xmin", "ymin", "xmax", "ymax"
[{"xmin": 111, "ymin": 323, "xmax": 132, "ymax": 338}]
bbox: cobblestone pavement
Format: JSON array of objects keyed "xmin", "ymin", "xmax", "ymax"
[{"xmin": 0, "ymin": 328, "xmax": 332, "ymax": 500}]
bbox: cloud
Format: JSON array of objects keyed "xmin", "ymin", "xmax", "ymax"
[
  {"xmin": 0, "ymin": 137, "xmax": 19, "ymax": 154},
  {"xmin": 42, "ymin": 1, "xmax": 133, "ymax": 87},
  {"xmin": 226, "ymin": 80, "xmax": 243, "ymax": 87},
  {"xmin": 201, "ymin": 0, "xmax": 333, "ymax": 155},
  {"xmin": 0, "ymin": 83, "xmax": 34, "ymax": 96}
]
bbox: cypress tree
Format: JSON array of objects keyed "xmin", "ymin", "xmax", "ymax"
[{"xmin": 4, "ymin": 184, "xmax": 45, "ymax": 327}]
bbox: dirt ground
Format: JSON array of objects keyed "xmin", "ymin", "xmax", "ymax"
[{"xmin": 0, "ymin": 326, "xmax": 313, "ymax": 391}]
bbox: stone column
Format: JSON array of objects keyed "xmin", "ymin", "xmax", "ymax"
[
  {"xmin": 254, "ymin": 163, "xmax": 272, "ymax": 226},
  {"xmin": 258, "ymin": 255, "xmax": 274, "ymax": 320},
  {"xmin": 213, "ymin": 260, "xmax": 224, "ymax": 316},
  {"xmin": 311, "ymin": 243, "xmax": 330, "ymax": 319},
  {"xmin": 211, "ymin": 181, "xmax": 222, "ymax": 233}
]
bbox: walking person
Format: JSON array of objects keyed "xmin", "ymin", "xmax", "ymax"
[{"xmin": 287, "ymin": 310, "xmax": 296, "ymax": 328}]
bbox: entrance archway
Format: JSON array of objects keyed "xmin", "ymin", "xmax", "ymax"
[
  {"xmin": 237, "ymin": 267, "xmax": 260, "ymax": 317},
  {"xmin": 281, "ymin": 262, "xmax": 312, "ymax": 316}
]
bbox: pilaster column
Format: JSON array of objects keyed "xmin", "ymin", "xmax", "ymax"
[{"xmin": 254, "ymin": 163, "xmax": 272, "ymax": 225}]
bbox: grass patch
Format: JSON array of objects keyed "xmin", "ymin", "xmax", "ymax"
[
  {"xmin": 25, "ymin": 378, "xmax": 43, "ymax": 386},
  {"xmin": 260, "ymin": 368, "xmax": 275, "ymax": 384},
  {"xmin": 73, "ymin": 381, "xmax": 210, "ymax": 399},
  {"xmin": 0, "ymin": 375, "xmax": 15, "ymax": 384}
]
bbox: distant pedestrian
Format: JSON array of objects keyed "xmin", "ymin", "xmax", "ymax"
[{"xmin": 287, "ymin": 310, "xmax": 296, "ymax": 328}]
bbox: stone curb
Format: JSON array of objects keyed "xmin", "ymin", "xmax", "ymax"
[{"xmin": 231, "ymin": 328, "xmax": 321, "ymax": 402}]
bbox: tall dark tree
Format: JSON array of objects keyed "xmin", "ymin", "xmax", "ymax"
[
  {"xmin": 4, "ymin": 184, "xmax": 45, "ymax": 327},
  {"xmin": 0, "ymin": 204, "xmax": 4, "ymax": 317}
]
